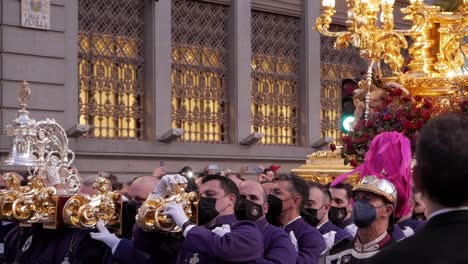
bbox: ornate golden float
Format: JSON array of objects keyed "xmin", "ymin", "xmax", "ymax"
[
  {"xmin": 292, "ymin": 150, "xmax": 359, "ymax": 185},
  {"xmin": 295, "ymin": 0, "xmax": 467, "ymax": 181}
]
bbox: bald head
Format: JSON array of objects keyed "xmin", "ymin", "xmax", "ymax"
[
  {"xmin": 239, "ymin": 180, "xmax": 267, "ymax": 205},
  {"xmin": 128, "ymin": 176, "xmax": 159, "ymax": 204}
]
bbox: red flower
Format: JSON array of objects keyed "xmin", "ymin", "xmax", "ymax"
[
  {"xmin": 401, "ymin": 96, "xmax": 411, "ymax": 103},
  {"xmin": 342, "ymin": 136, "xmax": 352, "ymax": 145},
  {"xmin": 421, "ymin": 109, "xmax": 431, "ymax": 120},
  {"xmin": 415, "ymin": 120, "xmax": 425, "ymax": 130},
  {"xmin": 349, "ymin": 159, "xmax": 358, "ymax": 167},
  {"xmin": 329, "ymin": 143, "xmax": 336, "ymax": 152},
  {"xmin": 423, "ymin": 100, "xmax": 433, "ymax": 109},
  {"xmin": 366, "ymin": 120, "xmax": 375, "ymax": 128},
  {"xmin": 414, "ymin": 95, "xmax": 422, "ymax": 102},
  {"xmin": 383, "ymin": 114, "xmax": 393, "ymax": 121},
  {"xmin": 391, "ymin": 89, "xmax": 403, "ymax": 96},
  {"xmin": 403, "ymin": 121, "xmax": 413, "ymax": 130}
]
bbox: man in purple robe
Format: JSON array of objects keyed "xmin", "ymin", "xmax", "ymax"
[
  {"xmin": 327, "ymin": 183, "xmax": 357, "ymax": 237},
  {"xmin": 3, "ymin": 224, "xmax": 112, "ymax": 264},
  {"xmin": 266, "ymin": 174, "xmax": 325, "ymax": 264},
  {"xmin": 237, "ymin": 180, "xmax": 297, "ymax": 264},
  {"xmin": 303, "ymin": 182, "xmax": 352, "ymax": 253},
  {"xmin": 164, "ymin": 174, "xmax": 264, "ymax": 264},
  {"xmin": 91, "ymin": 175, "xmax": 182, "ymax": 264}
]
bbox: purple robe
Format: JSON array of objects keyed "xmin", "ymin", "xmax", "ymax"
[
  {"xmin": 397, "ymin": 218, "xmax": 424, "ymax": 237},
  {"xmin": 284, "ymin": 217, "xmax": 326, "ymax": 264},
  {"xmin": 337, "ymin": 217, "xmax": 353, "ymax": 230},
  {"xmin": 3, "ymin": 224, "xmax": 112, "ymax": 264},
  {"xmin": 255, "ymin": 216, "xmax": 297, "ymax": 264},
  {"xmin": 113, "ymin": 224, "xmax": 182, "ymax": 264},
  {"xmin": 177, "ymin": 214, "xmax": 264, "ymax": 264},
  {"xmin": 318, "ymin": 221, "xmax": 352, "ymax": 247},
  {"xmin": 391, "ymin": 224, "xmax": 406, "ymax": 241}
]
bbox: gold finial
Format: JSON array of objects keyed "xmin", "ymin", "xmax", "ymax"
[{"xmin": 19, "ymin": 81, "xmax": 31, "ymax": 110}]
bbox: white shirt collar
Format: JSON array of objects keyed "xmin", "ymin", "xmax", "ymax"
[
  {"xmin": 316, "ymin": 220, "xmax": 329, "ymax": 230},
  {"xmin": 429, "ymin": 207, "xmax": 468, "ymax": 220},
  {"xmin": 355, "ymin": 231, "xmax": 387, "ymax": 253},
  {"xmin": 284, "ymin": 216, "xmax": 301, "ymax": 227}
]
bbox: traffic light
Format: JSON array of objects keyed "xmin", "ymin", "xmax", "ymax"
[{"xmin": 340, "ymin": 78, "xmax": 359, "ymax": 133}]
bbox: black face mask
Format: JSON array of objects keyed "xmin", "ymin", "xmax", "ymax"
[
  {"xmin": 235, "ymin": 199, "xmax": 263, "ymax": 221},
  {"xmin": 412, "ymin": 212, "xmax": 426, "ymax": 222},
  {"xmin": 266, "ymin": 194, "xmax": 283, "ymax": 226},
  {"xmin": 302, "ymin": 208, "xmax": 320, "ymax": 227},
  {"xmin": 329, "ymin": 206, "xmax": 348, "ymax": 225},
  {"xmin": 198, "ymin": 197, "xmax": 220, "ymax": 226}
]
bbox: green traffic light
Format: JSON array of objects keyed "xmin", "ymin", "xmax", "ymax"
[{"xmin": 341, "ymin": 115, "xmax": 355, "ymax": 133}]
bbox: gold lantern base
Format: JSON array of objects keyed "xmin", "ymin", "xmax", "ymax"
[{"xmin": 292, "ymin": 150, "xmax": 359, "ymax": 185}]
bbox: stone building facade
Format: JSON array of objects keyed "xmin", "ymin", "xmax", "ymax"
[{"xmin": 0, "ymin": 0, "xmax": 409, "ymax": 180}]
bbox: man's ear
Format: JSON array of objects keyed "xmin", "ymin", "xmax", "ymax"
[
  {"xmin": 384, "ymin": 204, "xmax": 394, "ymax": 217},
  {"xmin": 293, "ymin": 196, "xmax": 302, "ymax": 208},
  {"xmin": 263, "ymin": 202, "xmax": 269, "ymax": 214},
  {"xmin": 228, "ymin": 194, "xmax": 236, "ymax": 207}
]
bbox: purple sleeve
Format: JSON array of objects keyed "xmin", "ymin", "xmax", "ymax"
[
  {"xmin": 297, "ymin": 229, "xmax": 326, "ymax": 264},
  {"xmin": 255, "ymin": 231, "xmax": 297, "ymax": 264},
  {"xmin": 113, "ymin": 238, "xmax": 152, "ymax": 264},
  {"xmin": 185, "ymin": 221, "xmax": 264, "ymax": 262}
]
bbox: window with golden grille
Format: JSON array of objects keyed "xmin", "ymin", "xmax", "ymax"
[
  {"xmin": 78, "ymin": 0, "xmax": 144, "ymax": 139},
  {"xmin": 251, "ymin": 11, "xmax": 300, "ymax": 146},
  {"xmin": 171, "ymin": 0, "xmax": 229, "ymax": 143}
]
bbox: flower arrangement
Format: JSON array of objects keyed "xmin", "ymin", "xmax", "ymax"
[{"xmin": 339, "ymin": 88, "xmax": 436, "ymax": 167}]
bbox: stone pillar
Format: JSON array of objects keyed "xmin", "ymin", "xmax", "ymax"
[
  {"xmin": 227, "ymin": 0, "xmax": 252, "ymax": 144},
  {"xmin": 145, "ymin": 0, "xmax": 172, "ymax": 141},
  {"xmin": 299, "ymin": 0, "xmax": 322, "ymax": 146}
]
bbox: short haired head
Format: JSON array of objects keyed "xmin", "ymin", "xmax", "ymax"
[
  {"xmin": 200, "ymin": 174, "xmax": 240, "ymax": 217},
  {"xmin": 327, "ymin": 182, "xmax": 353, "ymax": 200},
  {"xmin": 239, "ymin": 180, "xmax": 269, "ymax": 215},
  {"xmin": 308, "ymin": 182, "xmax": 331, "ymax": 205},
  {"xmin": 416, "ymin": 112, "xmax": 468, "ymax": 207},
  {"xmin": 129, "ymin": 176, "xmax": 159, "ymax": 204},
  {"xmin": 273, "ymin": 173, "xmax": 309, "ymax": 209},
  {"xmin": 201, "ymin": 174, "xmax": 240, "ymax": 202}
]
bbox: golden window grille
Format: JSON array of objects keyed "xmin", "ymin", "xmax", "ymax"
[
  {"xmin": 251, "ymin": 11, "xmax": 300, "ymax": 146},
  {"xmin": 171, "ymin": 0, "xmax": 229, "ymax": 143},
  {"xmin": 78, "ymin": 0, "xmax": 144, "ymax": 139},
  {"xmin": 320, "ymin": 24, "xmax": 366, "ymax": 140}
]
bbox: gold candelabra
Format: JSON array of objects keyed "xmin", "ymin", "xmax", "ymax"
[{"xmin": 316, "ymin": 0, "xmax": 468, "ymax": 96}]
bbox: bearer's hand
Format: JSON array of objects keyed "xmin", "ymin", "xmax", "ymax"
[
  {"xmin": 164, "ymin": 202, "xmax": 189, "ymax": 227},
  {"xmin": 153, "ymin": 174, "xmax": 188, "ymax": 198},
  {"xmin": 90, "ymin": 221, "xmax": 121, "ymax": 254}
]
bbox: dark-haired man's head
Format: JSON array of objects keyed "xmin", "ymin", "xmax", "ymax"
[
  {"xmin": 258, "ymin": 169, "xmax": 275, "ymax": 183},
  {"xmin": 304, "ymin": 182, "xmax": 331, "ymax": 227},
  {"xmin": 328, "ymin": 182, "xmax": 354, "ymax": 226},
  {"xmin": 415, "ymin": 112, "xmax": 468, "ymax": 211},
  {"xmin": 198, "ymin": 174, "xmax": 239, "ymax": 225},
  {"xmin": 269, "ymin": 174, "xmax": 309, "ymax": 225}
]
